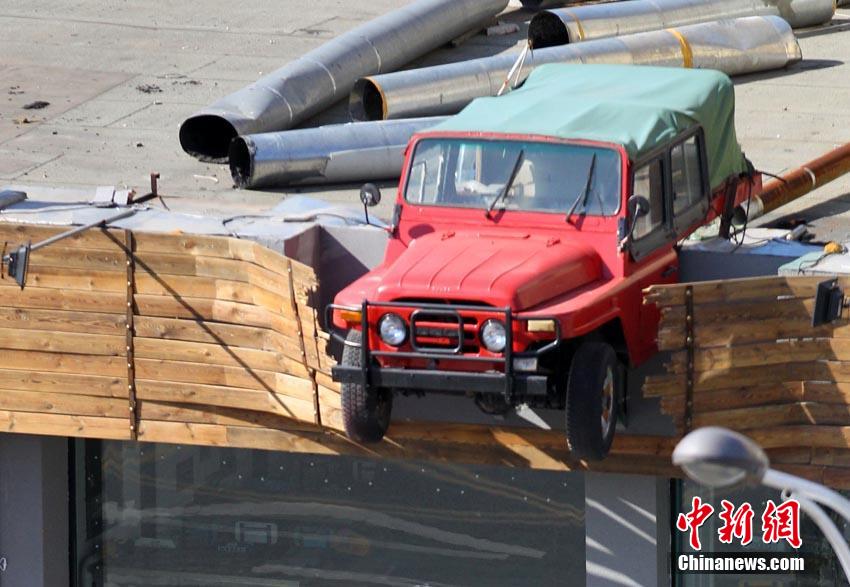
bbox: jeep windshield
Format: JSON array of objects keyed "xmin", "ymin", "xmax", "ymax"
[{"xmin": 404, "ymin": 137, "xmax": 621, "ymax": 216}]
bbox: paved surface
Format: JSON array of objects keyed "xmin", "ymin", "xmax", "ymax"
[{"xmin": 0, "ymin": 1, "xmax": 848, "ymax": 233}]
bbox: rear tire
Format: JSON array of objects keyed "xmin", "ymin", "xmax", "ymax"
[
  {"xmin": 565, "ymin": 342, "xmax": 622, "ymax": 461},
  {"xmin": 341, "ymin": 330, "xmax": 392, "ymax": 443}
]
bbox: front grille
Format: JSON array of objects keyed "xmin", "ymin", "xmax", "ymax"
[{"xmin": 410, "ymin": 311, "xmax": 481, "ymax": 353}]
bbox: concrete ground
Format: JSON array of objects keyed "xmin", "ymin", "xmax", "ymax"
[{"xmin": 0, "ymin": 1, "xmax": 848, "ymax": 234}]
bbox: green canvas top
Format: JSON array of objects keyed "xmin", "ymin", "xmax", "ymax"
[{"xmin": 433, "ymin": 63, "xmax": 748, "ymax": 190}]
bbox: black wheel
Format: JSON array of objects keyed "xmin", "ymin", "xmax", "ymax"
[
  {"xmin": 341, "ymin": 330, "xmax": 392, "ymax": 443},
  {"xmin": 565, "ymin": 342, "xmax": 622, "ymax": 461}
]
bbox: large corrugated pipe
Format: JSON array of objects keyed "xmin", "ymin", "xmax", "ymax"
[
  {"xmin": 229, "ymin": 117, "xmax": 447, "ymax": 189},
  {"xmin": 529, "ymin": 0, "xmax": 834, "ymax": 48},
  {"xmin": 350, "ymin": 16, "xmax": 801, "ymax": 122},
  {"xmin": 179, "ymin": 0, "xmax": 507, "ymax": 163}
]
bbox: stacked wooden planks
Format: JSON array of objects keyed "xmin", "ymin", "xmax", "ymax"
[
  {"xmin": 0, "ymin": 221, "xmax": 677, "ymax": 477},
  {"xmin": 645, "ymin": 274, "xmax": 850, "ymax": 488}
]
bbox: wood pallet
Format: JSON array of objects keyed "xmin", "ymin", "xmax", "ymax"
[
  {"xmin": 0, "ymin": 222, "xmax": 674, "ymax": 477},
  {"xmin": 645, "ymin": 274, "xmax": 850, "ymax": 488}
]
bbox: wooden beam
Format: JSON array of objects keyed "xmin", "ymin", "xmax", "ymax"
[
  {"xmin": 0, "ymin": 408, "xmax": 131, "ymax": 440},
  {"xmin": 0, "ymin": 349, "xmax": 127, "ymax": 377},
  {"xmin": 0, "ymin": 370, "xmax": 126, "ymax": 397},
  {"xmin": 135, "ymin": 358, "xmax": 309, "ymax": 391},
  {"xmin": 0, "ymin": 287, "xmax": 125, "ymax": 313},
  {"xmin": 0, "ymin": 388, "xmax": 130, "ymax": 418},
  {"xmin": 0, "ymin": 307, "xmax": 126, "ymax": 335},
  {"xmin": 0, "ymin": 327, "xmax": 124, "ymax": 356},
  {"xmin": 645, "ymin": 275, "xmax": 830, "ymax": 306},
  {"xmin": 135, "ymin": 377, "xmax": 316, "ymax": 408}
]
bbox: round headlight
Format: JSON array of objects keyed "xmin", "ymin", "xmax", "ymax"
[
  {"xmin": 378, "ymin": 313, "xmax": 407, "ymax": 346},
  {"xmin": 480, "ymin": 319, "xmax": 507, "ymax": 353}
]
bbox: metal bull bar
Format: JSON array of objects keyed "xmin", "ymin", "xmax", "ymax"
[{"xmin": 326, "ymin": 300, "xmax": 562, "ymax": 404}]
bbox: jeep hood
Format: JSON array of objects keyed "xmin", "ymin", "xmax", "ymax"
[{"xmin": 374, "ymin": 231, "xmax": 603, "ymax": 310}]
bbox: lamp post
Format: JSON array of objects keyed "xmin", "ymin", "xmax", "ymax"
[{"xmin": 673, "ymin": 426, "xmax": 850, "ymax": 581}]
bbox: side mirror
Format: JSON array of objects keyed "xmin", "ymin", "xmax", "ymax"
[
  {"xmin": 627, "ymin": 194, "xmax": 650, "ymax": 219},
  {"xmin": 360, "ymin": 183, "xmax": 381, "ymax": 208},
  {"xmin": 619, "ymin": 195, "xmax": 651, "ymax": 251}
]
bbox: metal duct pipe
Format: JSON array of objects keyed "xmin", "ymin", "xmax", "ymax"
[
  {"xmin": 179, "ymin": 0, "xmax": 508, "ymax": 163},
  {"xmin": 529, "ymin": 0, "xmax": 833, "ymax": 48},
  {"xmin": 737, "ymin": 142, "xmax": 850, "ymax": 221},
  {"xmin": 229, "ymin": 117, "xmax": 447, "ymax": 189},
  {"xmin": 351, "ymin": 16, "xmax": 801, "ymax": 121}
]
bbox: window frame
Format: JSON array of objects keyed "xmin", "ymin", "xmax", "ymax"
[{"xmin": 627, "ymin": 126, "xmax": 709, "ymax": 261}]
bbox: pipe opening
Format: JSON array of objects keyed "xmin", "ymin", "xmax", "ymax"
[
  {"xmin": 179, "ymin": 115, "xmax": 239, "ymax": 163},
  {"xmin": 350, "ymin": 79, "xmax": 386, "ymax": 121},
  {"xmin": 528, "ymin": 12, "xmax": 572, "ymax": 49},
  {"xmin": 228, "ymin": 137, "xmax": 254, "ymax": 189}
]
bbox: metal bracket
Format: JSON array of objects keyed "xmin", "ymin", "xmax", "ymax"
[
  {"xmin": 124, "ymin": 230, "xmax": 138, "ymax": 440},
  {"xmin": 683, "ymin": 285, "xmax": 695, "ymax": 433},
  {"xmin": 813, "ymin": 278, "xmax": 844, "ymax": 327}
]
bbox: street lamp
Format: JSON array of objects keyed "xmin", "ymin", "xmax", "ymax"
[{"xmin": 673, "ymin": 426, "xmax": 850, "ymax": 580}]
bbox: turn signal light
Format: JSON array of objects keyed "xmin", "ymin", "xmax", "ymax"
[
  {"xmin": 526, "ymin": 319, "xmax": 556, "ymax": 333},
  {"xmin": 339, "ymin": 309, "xmax": 363, "ymax": 323}
]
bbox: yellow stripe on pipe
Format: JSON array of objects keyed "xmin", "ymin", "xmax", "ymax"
[
  {"xmin": 667, "ymin": 28, "xmax": 693, "ymax": 69},
  {"xmin": 562, "ymin": 10, "xmax": 586, "ymax": 41}
]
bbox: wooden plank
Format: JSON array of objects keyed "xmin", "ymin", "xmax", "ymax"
[
  {"xmin": 134, "ymin": 337, "xmax": 306, "ymax": 374},
  {"xmin": 0, "ymin": 265, "xmax": 125, "ymax": 292},
  {"xmin": 0, "ymin": 287, "xmax": 125, "ymax": 313},
  {"xmin": 693, "ymin": 402, "xmax": 850, "ymax": 430},
  {"xmin": 644, "ymin": 361, "xmax": 850, "ymax": 396},
  {"xmin": 644, "ymin": 275, "xmax": 830, "ymax": 306},
  {"xmin": 658, "ymin": 384, "xmax": 802, "ymax": 412},
  {"xmin": 134, "ymin": 295, "xmax": 297, "ymax": 335},
  {"xmin": 668, "ymin": 339, "xmax": 850, "ymax": 374},
  {"xmin": 139, "ymin": 399, "xmax": 316, "ymax": 428},
  {"xmin": 747, "ymin": 426, "xmax": 850, "ymax": 449},
  {"xmin": 662, "ymin": 297, "xmax": 820, "ymax": 325},
  {"xmin": 0, "ymin": 388, "xmax": 130, "ymax": 418},
  {"xmin": 0, "ymin": 327, "xmax": 124, "ymax": 356},
  {"xmin": 135, "ymin": 274, "xmax": 292, "ymax": 309},
  {"xmin": 0, "ymin": 409, "xmax": 130, "ymax": 440},
  {"xmin": 0, "ymin": 307, "xmax": 126, "ymax": 335},
  {"xmin": 134, "ymin": 316, "xmax": 301, "ymax": 357},
  {"xmin": 0, "ymin": 223, "xmax": 123, "ymax": 251},
  {"xmin": 135, "ymin": 358, "xmax": 309, "ymax": 391},
  {"xmin": 0, "ymin": 349, "xmax": 127, "ymax": 377},
  {"xmin": 765, "ymin": 447, "xmax": 812, "ymax": 465},
  {"xmin": 811, "ymin": 448, "xmax": 850, "ymax": 467},
  {"xmin": 803, "ymin": 381, "xmax": 850, "ymax": 404},
  {"xmin": 136, "ymin": 377, "xmax": 315, "ymax": 408},
  {"xmin": 658, "ymin": 317, "xmax": 850, "ymax": 351},
  {"xmin": 0, "ymin": 370, "xmax": 126, "ymax": 397},
  {"xmin": 137, "ymin": 419, "xmax": 228, "ymax": 446},
  {"xmin": 135, "ymin": 253, "xmax": 287, "ymax": 294},
  {"xmin": 25, "ymin": 247, "xmax": 126, "ymax": 271}
]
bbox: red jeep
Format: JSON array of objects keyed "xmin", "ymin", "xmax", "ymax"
[{"xmin": 329, "ymin": 64, "xmax": 759, "ymax": 459}]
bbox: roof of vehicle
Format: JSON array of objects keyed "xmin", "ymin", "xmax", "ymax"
[{"xmin": 432, "ymin": 63, "xmax": 749, "ymax": 190}]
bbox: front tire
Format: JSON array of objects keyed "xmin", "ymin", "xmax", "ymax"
[
  {"xmin": 341, "ymin": 330, "xmax": 392, "ymax": 443},
  {"xmin": 565, "ymin": 342, "xmax": 622, "ymax": 461}
]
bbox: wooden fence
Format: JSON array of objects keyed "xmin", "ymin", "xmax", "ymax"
[
  {"xmin": 0, "ymin": 222, "xmax": 675, "ymax": 476},
  {"xmin": 645, "ymin": 275, "xmax": 850, "ymax": 488}
]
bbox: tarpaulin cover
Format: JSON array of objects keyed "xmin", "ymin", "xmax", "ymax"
[{"xmin": 433, "ymin": 63, "xmax": 748, "ymax": 190}]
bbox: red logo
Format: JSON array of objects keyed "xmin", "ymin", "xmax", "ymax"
[{"xmin": 677, "ymin": 497, "xmax": 801, "ymax": 550}]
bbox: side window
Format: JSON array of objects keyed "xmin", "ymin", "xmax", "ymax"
[
  {"xmin": 670, "ymin": 136, "xmax": 704, "ymax": 216},
  {"xmin": 632, "ymin": 159, "xmax": 665, "ymax": 240},
  {"xmin": 406, "ymin": 143, "xmax": 443, "ymax": 203}
]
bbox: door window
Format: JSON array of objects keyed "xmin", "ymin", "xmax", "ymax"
[
  {"xmin": 632, "ymin": 159, "xmax": 665, "ymax": 241},
  {"xmin": 670, "ymin": 136, "xmax": 704, "ymax": 216}
]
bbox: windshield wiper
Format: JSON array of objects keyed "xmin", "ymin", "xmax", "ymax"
[
  {"xmin": 565, "ymin": 153, "xmax": 597, "ymax": 223},
  {"xmin": 486, "ymin": 149, "xmax": 525, "ymax": 217}
]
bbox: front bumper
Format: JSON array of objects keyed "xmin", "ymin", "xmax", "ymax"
[{"xmin": 332, "ymin": 364, "xmax": 549, "ymax": 396}]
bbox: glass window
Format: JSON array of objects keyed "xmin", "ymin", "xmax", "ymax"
[
  {"xmin": 72, "ymin": 440, "xmax": 587, "ymax": 586},
  {"xmin": 632, "ymin": 159, "xmax": 665, "ymax": 240},
  {"xmin": 670, "ymin": 136, "xmax": 704, "ymax": 216},
  {"xmin": 405, "ymin": 138, "xmax": 621, "ymax": 216}
]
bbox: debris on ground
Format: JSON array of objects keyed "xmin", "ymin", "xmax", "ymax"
[
  {"xmin": 22, "ymin": 100, "xmax": 50, "ymax": 110},
  {"xmin": 136, "ymin": 84, "xmax": 163, "ymax": 94}
]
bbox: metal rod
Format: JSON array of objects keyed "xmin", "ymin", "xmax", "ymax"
[
  {"xmin": 350, "ymin": 16, "xmax": 801, "ymax": 121},
  {"xmin": 763, "ymin": 468, "xmax": 850, "ymax": 523},
  {"xmin": 740, "ymin": 142, "xmax": 850, "ymax": 221},
  {"xmin": 529, "ymin": 0, "xmax": 834, "ymax": 48},
  {"xmin": 26, "ymin": 208, "xmax": 137, "ymax": 254},
  {"xmin": 792, "ymin": 493, "xmax": 850, "ymax": 583},
  {"xmin": 229, "ymin": 117, "xmax": 447, "ymax": 189},
  {"xmin": 179, "ymin": 0, "xmax": 508, "ymax": 163}
]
